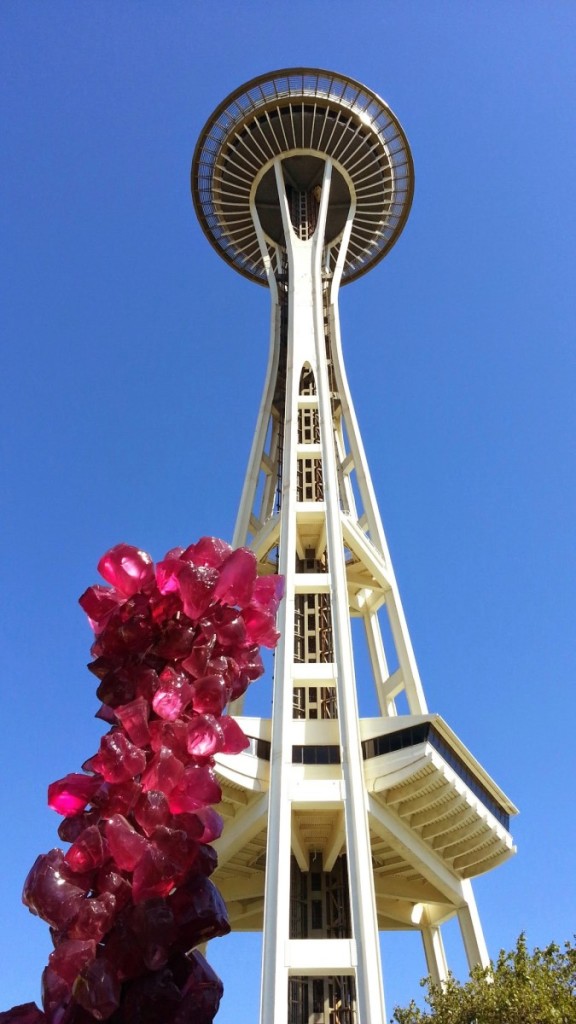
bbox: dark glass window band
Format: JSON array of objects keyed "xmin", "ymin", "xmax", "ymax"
[
  {"xmin": 242, "ymin": 724, "xmax": 509, "ymax": 830},
  {"xmin": 361, "ymin": 724, "xmax": 510, "ymax": 830}
]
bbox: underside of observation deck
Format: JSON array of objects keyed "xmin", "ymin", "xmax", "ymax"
[{"xmin": 192, "ymin": 68, "xmax": 414, "ymax": 285}]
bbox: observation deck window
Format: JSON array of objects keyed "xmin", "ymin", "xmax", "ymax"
[{"xmin": 362, "ymin": 724, "xmax": 510, "ymax": 829}]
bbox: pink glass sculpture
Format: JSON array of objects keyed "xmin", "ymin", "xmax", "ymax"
[{"xmin": 2, "ymin": 540, "xmax": 281, "ymax": 1024}]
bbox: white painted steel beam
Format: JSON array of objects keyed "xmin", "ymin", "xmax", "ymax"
[
  {"xmin": 213, "ymin": 793, "xmax": 269, "ymax": 868},
  {"xmin": 368, "ymin": 794, "xmax": 468, "ymax": 905},
  {"xmin": 421, "ymin": 924, "xmax": 449, "ymax": 986},
  {"xmin": 286, "ymin": 939, "xmax": 357, "ymax": 975},
  {"xmin": 457, "ymin": 880, "xmax": 490, "ymax": 969}
]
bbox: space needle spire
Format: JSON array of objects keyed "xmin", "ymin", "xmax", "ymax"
[{"xmin": 192, "ymin": 68, "xmax": 516, "ymax": 1024}]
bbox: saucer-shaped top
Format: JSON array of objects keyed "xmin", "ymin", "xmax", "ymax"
[{"xmin": 192, "ymin": 68, "xmax": 414, "ymax": 285}]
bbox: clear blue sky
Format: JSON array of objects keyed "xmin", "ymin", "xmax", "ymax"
[{"xmin": 1, "ymin": 2, "xmax": 575, "ymax": 1019}]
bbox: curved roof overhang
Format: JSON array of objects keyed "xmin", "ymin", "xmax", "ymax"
[{"xmin": 192, "ymin": 68, "xmax": 414, "ymax": 285}]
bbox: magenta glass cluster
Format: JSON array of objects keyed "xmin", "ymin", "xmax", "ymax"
[{"xmin": 2, "ymin": 540, "xmax": 282, "ymax": 1024}]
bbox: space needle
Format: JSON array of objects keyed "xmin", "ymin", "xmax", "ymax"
[{"xmin": 192, "ymin": 68, "xmax": 516, "ymax": 1024}]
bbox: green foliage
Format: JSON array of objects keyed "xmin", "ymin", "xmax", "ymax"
[{"xmin": 392, "ymin": 934, "xmax": 576, "ymax": 1024}]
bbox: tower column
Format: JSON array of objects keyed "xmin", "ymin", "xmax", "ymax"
[
  {"xmin": 308, "ymin": 166, "xmax": 387, "ymax": 1024},
  {"xmin": 257, "ymin": 164, "xmax": 303, "ymax": 1024},
  {"xmin": 421, "ymin": 926, "xmax": 449, "ymax": 987},
  {"xmin": 458, "ymin": 881, "xmax": 490, "ymax": 970},
  {"xmin": 257, "ymin": 154, "xmax": 388, "ymax": 1024}
]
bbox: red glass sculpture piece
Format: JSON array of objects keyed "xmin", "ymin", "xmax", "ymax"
[
  {"xmin": 4, "ymin": 539, "xmax": 282, "ymax": 1024},
  {"xmin": 48, "ymin": 776, "xmax": 102, "ymax": 817},
  {"xmin": 97, "ymin": 544, "xmax": 155, "ymax": 598}
]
